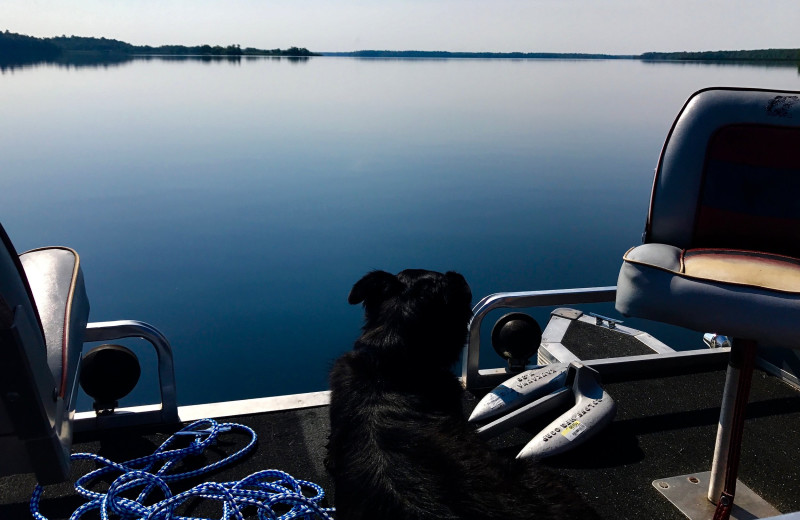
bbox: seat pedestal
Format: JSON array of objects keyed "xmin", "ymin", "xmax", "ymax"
[
  {"xmin": 654, "ymin": 340, "xmax": 781, "ymax": 520},
  {"xmin": 653, "ymin": 472, "xmax": 779, "ymax": 520}
]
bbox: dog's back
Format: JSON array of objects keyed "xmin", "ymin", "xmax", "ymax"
[{"xmin": 327, "ymin": 270, "xmax": 598, "ymax": 520}]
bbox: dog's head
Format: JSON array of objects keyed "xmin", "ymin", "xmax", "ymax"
[{"xmin": 348, "ymin": 269, "xmax": 473, "ymax": 368}]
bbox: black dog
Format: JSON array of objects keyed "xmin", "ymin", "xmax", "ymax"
[{"xmin": 327, "ymin": 269, "xmax": 598, "ymax": 520}]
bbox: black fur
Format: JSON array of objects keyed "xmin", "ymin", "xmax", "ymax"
[{"xmin": 327, "ymin": 269, "xmax": 598, "ymax": 520}]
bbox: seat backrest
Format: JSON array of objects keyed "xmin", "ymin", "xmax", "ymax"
[
  {"xmin": 645, "ymin": 87, "xmax": 800, "ymax": 257},
  {"xmin": 0, "ymin": 223, "xmax": 71, "ymax": 483}
]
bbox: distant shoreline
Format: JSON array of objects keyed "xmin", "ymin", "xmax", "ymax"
[
  {"xmin": 2, "ymin": 30, "xmax": 798, "ymax": 63},
  {"xmin": 324, "ymin": 49, "xmax": 800, "ymax": 61},
  {"xmin": 322, "ymin": 50, "xmax": 635, "ymax": 59}
]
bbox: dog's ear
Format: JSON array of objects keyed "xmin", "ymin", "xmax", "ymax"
[{"xmin": 348, "ymin": 270, "xmax": 403, "ymax": 305}]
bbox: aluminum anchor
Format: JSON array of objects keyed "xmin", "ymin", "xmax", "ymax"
[
  {"xmin": 469, "ymin": 363, "xmax": 570, "ymax": 422},
  {"xmin": 471, "ymin": 362, "xmax": 616, "ymax": 459}
]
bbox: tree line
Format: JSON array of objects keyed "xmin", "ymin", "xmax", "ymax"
[
  {"xmin": 640, "ymin": 49, "xmax": 800, "ymax": 61},
  {"xmin": 0, "ymin": 30, "xmax": 318, "ymax": 58}
]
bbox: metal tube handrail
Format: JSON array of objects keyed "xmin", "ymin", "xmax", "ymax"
[{"xmin": 84, "ymin": 320, "xmax": 179, "ymax": 423}]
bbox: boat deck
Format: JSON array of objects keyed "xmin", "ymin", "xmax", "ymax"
[{"xmin": 2, "ymin": 316, "xmax": 800, "ymax": 519}]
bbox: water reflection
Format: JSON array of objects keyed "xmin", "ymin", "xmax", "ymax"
[
  {"xmin": 0, "ymin": 53, "xmax": 310, "ymax": 73},
  {"xmin": 1, "ymin": 52, "xmax": 796, "ymax": 74},
  {"xmin": 640, "ymin": 59, "xmax": 800, "ymax": 73}
]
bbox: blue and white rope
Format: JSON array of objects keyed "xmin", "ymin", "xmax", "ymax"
[{"xmin": 30, "ymin": 419, "xmax": 335, "ymax": 520}]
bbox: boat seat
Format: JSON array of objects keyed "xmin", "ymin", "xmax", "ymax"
[
  {"xmin": 618, "ymin": 88, "xmax": 800, "ymax": 346},
  {"xmin": 619, "ymin": 244, "xmax": 800, "ymax": 348},
  {"xmin": 615, "ymin": 87, "xmax": 800, "ymax": 518},
  {"xmin": 0, "ymin": 223, "xmax": 89, "ymax": 484}
]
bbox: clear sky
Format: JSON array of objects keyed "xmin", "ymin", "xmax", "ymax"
[{"xmin": 4, "ymin": 0, "xmax": 798, "ymax": 54}]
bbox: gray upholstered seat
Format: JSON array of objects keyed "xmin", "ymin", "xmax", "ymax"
[
  {"xmin": 20, "ymin": 247, "xmax": 89, "ymax": 401},
  {"xmin": 618, "ymin": 244, "xmax": 800, "ymax": 348},
  {"xmin": 0, "ymin": 224, "xmax": 89, "ymax": 484},
  {"xmin": 617, "ymin": 88, "xmax": 800, "ymax": 348},
  {"xmin": 615, "ymin": 87, "xmax": 800, "ymax": 518}
]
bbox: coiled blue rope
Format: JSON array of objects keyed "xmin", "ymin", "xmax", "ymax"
[{"xmin": 30, "ymin": 418, "xmax": 335, "ymax": 520}]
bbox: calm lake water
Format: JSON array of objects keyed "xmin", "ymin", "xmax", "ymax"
[{"xmin": 2, "ymin": 57, "xmax": 798, "ymax": 407}]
